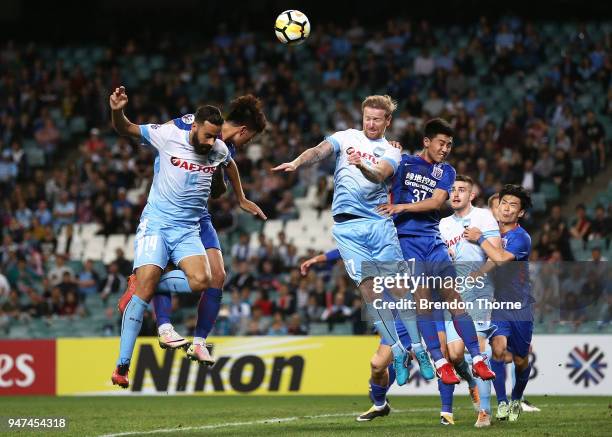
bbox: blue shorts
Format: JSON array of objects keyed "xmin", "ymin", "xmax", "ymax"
[
  {"xmin": 199, "ymin": 216, "xmax": 221, "ymax": 251},
  {"xmin": 332, "ymin": 217, "xmax": 405, "ymax": 285},
  {"xmin": 133, "ymin": 216, "xmax": 206, "ymax": 270},
  {"xmin": 398, "ymin": 235, "xmax": 456, "ymax": 278},
  {"xmin": 490, "ymin": 320, "xmax": 533, "ymax": 358}
]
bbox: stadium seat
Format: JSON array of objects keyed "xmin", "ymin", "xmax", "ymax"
[
  {"xmin": 587, "ymin": 238, "xmax": 606, "ymax": 251},
  {"xmin": 572, "ymin": 159, "xmax": 584, "ymax": 178},
  {"xmin": 24, "ymin": 147, "xmax": 46, "ymax": 167},
  {"xmin": 82, "ymin": 235, "xmax": 106, "ymax": 261},
  {"xmin": 80, "ymin": 223, "xmax": 101, "ymax": 240},
  {"xmin": 308, "ymin": 323, "xmax": 330, "ymax": 335},
  {"xmin": 104, "ymin": 234, "xmax": 127, "ymax": 264},
  {"xmin": 531, "ymin": 192, "xmax": 547, "ymax": 213},
  {"xmin": 69, "ymin": 116, "xmax": 87, "ymax": 134},
  {"xmin": 331, "ymin": 322, "xmax": 353, "ymax": 335},
  {"xmin": 539, "ymin": 182, "xmax": 560, "ymax": 202}
]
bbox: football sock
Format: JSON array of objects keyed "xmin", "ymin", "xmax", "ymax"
[
  {"xmin": 452, "ymin": 313, "xmax": 481, "ymax": 358},
  {"xmin": 152, "ymin": 293, "xmax": 172, "ymax": 327},
  {"xmin": 476, "ymin": 346, "xmax": 493, "ymax": 413},
  {"xmin": 368, "ymin": 305, "xmax": 400, "ymax": 346},
  {"xmin": 490, "ymin": 358, "xmax": 508, "ymax": 403},
  {"xmin": 395, "ymin": 318, "xmax": 413, "ymax": 349},
  {"xmin": 117, "ymin": 295, "xmax": 147, "ymax": 366},
  {"xmin": 195, "ymin": 288, "xmax": 223, "ymax": 339},
  {"xmin": 388, "ymin": 364, "xmax": 396, "ymax": 387},
  {"xmin": 455, "ymin": 359, "xmax": 476, "ymax": 389},
  {"xmin": 511, "ymin": 363, "xmax": 532, "ymax": 401},
  {"xmin": 438, "ymin": 379, "xmax": 455, "ymax": 414},
  {"xmin": 510, "ymin": 362, "xmax": 516, "ymax": 387},
  {"xmin": 370, "ymin": 381, "xmax": 388, "ymax": 407},
  {"xmin": 417, "ymin": 313, "xmax": 443, "ymax": 362}
]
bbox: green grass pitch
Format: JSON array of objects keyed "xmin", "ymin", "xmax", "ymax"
[{"xmin": 0, "ymin": 395, "xmax": 609, "ymax": 436}]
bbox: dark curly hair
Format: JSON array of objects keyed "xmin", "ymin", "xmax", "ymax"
[{"xmin": 226, "ymin": 95, "xmax": 267, "ymax": 133}]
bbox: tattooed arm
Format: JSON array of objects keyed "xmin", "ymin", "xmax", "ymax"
[{"xmin": 271, "ymin": 140, "xmax": 333, "ymax": 172}]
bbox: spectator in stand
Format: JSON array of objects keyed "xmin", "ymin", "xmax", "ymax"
[
  {"xmin": 570, "ymin": 204, "xmax": 591, "ymax": 241},
  {"xmin": 112, "ymin": 248, "xmax": 133, "ymax": 278},
  {"xmin": 53, "ymin": 191, "xmax": 75, "ymax": 232},
  {"xmin": 100, "ymin": 262, "xmax": 126, "ymax": 301},
  {"xmin": 321, "ymin": 293, "xmax": 352, "ymax": 329},
  {"xmin": 287, "ymin": 313, "xmax": 307, "ymax": 335},
  {"xmin": 590, "ymin": 204, "xmax": 611, "ymax": 241},
  {"xmin": 47, "ymin": 254, "xmax": 74, "ymax": 287},
  {"xmin": 231, "ymin": 233, "xmax": 251, "ymax": 262}
]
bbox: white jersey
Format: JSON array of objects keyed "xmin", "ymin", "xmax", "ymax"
[
  {"xmin": 326, "ymin": 129, "xmax": 401, "ymax": 220},
  {"xmin": 440, "ymin": 206, "xmax": 500, "ymax": 294},
  {"xmin": 139, "ymin": 119, "xmax": 230, "ymax": 226}
]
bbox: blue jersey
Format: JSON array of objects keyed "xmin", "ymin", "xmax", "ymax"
[
  {"xmin": 494, "ymin": 225, "xmax": 533, "ymax": 320},
  {"xmin": 391, "ymin": 154, "xmax": 456, "ymax": 236},
  {"xmin": 326, "ymin": 129, "xmax": 401, "ymax": 220}
]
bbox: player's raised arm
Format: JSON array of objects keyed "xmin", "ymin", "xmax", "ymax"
[
  {"xmin": 225, "ymin": 158, "xmax": 267, "ymax": 220},
  {"xmin": 272, "ymin": 140, "xmax": 334, "ymax": 172},
  {"xmin": 109, "ymin": 86, "xmax": 141, "ymax": 139}
]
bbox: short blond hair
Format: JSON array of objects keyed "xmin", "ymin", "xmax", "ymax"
[{"xmin": 361, "ymin": 95, "xmax": 397, "ymax": 118}]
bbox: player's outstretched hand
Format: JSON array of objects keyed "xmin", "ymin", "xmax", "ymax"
[
  {"xmin": 389, "ymin": 140, "xmax": 402, "ymax": 150},
  {"xmin": 376, "ymin": 203, "xmax": 402, "ymax": 216},
  {"xmin": 109, "ymin": 86, "xmax": 128, "ymax": 110},
  {"xmin": 239, "ymin": 198, "xmax": 267, "ymax": 220},
  {"xmin": 463, "ymin": 227, "xmax": 482, "ymax": 243},
  {"xmin": 300, "ymin": 258, "xmax": 316, "ymax": 276},
  {"xmin": 272, "ymin": 162, "xmax": 297, "ymax": 172}
]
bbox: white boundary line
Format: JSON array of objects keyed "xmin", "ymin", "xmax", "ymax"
[
  {"xmin": 95, "ymin": 409, "xmax": 413, "ymax": 437},
  {"xmin": 94, "ymin": 402, "xmax": 600, "ymax": 437}
]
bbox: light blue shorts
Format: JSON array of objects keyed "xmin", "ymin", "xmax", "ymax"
[
  {"xmin": 133, "ymin": 216, "xmax": 206, "ymax": 271},
  {"xmin": 332, "ymin": 217, "xmax": 405, "ymax": 285}
]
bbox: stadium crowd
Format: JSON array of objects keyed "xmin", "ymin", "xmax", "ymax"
[{"xmin": 0, "ymin": 15, "xmax": 610, "ymax": 336}]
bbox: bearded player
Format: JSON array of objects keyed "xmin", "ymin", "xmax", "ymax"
[{"xmin": 118, "ymin": 96, "xmax": 267, "ymax": 365}]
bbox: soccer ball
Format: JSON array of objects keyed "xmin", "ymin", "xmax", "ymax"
[{"xmin": 274, "ymin": 10, "xmax": 310, "ymax": 45}]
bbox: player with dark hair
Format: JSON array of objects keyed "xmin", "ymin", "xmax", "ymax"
[
  {"xmin": 464, "ymin": 184, "xmax": 534, "ymax": 422},
  {"xmin": 117, "ymin": 95, "xmax": 268, "ymax": 367},
  {"xmin": 377, "ymin": 118, "xmax": 495, "ymax": 425},
  {"xmin": 109, "ymin": 86, "xmax": 227, "ymax": 387}
]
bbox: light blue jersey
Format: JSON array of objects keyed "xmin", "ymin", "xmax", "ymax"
[
  {"xmin": 133, "ymin": 119, "xmax": 230, "ymax": 270},
  {"xmin": 325, "ymin": 129, "xmax": 403, "ymax": 284},
  {"xmin": 439, "ymin": 206, "xmax": 500, "ymax": 339},
  {"xmin": 327, "ymin": 129, "xmax": 401, "ymax": 220},
  {"xmin": 139, "ymin": 119, "xmax": 230, "ymax": 226}
]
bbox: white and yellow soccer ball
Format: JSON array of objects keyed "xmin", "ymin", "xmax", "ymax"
[{"xmin": 274, "ymin": 10, "xmax": 310, "ymax": 45}]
